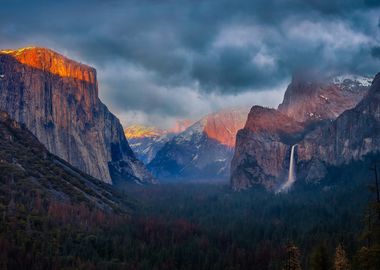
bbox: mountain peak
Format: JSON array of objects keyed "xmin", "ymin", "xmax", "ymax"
[
  {"xmin": 203, "ymin": 107, "xmax": 250, "ymax": 147},
  {"xmin": 278, "ymin": 73, "xmax": 371, "ymax": 122},
  {"xmin": 0, "ymin": 46, "xmax": 96, "ymax": 83}
]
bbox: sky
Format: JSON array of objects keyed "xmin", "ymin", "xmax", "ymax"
[{"xmin": 1, "ymin": 0, "xmax": 380, "ymax": 128}]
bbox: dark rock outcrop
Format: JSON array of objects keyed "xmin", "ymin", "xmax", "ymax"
[{"xmin": 0, "ymin": 47, "xmax": 153, "ymax": 184}]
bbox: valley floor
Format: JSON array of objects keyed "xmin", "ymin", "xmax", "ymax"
[
  {"xmin": 119, "ymin": 179, "xmax": 370, "ymax": 269},
  {"xmin": 1, "ymin": 168, "xmax": 378, "ymax": 270}
]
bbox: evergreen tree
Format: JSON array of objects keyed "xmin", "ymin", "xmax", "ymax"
[
  {"xmin": 282, "ymin": 244, "xmax": 302, "ymax": 270},
  {"xmin": 309, "ymin": 244, "xmax": 331, "ymax": 270},
  {"xmin": 356, "ymin": 162, "xmax": 380, "ymax": 269},
  {"xmin": 334, "ymin": 244, "xmax": 350, "ymax": 270}
]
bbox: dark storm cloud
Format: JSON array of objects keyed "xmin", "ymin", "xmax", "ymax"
[
  {"xmin": 0, "ymin": 0, "xmax": 379, "ymax": 126},
  {"xmin": 371, "ymin": 46, "xmax": 380, "ymax": 59}
]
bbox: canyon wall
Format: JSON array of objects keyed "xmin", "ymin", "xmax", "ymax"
[{"xmin": 231, "ymin": 74, "xmax": 372, "ymax": 190}]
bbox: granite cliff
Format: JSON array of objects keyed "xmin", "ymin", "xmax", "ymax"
[
  {"xmin": 297, "ymin": 73, "xmax": 380, "ymax": 182},
  {"xmin": 231, "ymin": 74, "xmax": 372, "ymax": 190},
  {"xmin": 0, "ymin": 111, "xmax": 131, "ymax": 212},
  {"xmin": 0, "ymin": 47, "xmax": 153, "ymax": 185},
  {"xmin": 231, "ymin": 106, "xmax": 305, "ymax": 190},
  {"xmin": 278, "ymin": 74, "xmax": 371, "ymax": 123}
]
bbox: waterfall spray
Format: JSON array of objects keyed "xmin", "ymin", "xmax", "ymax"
[{"xmin": 279, "ymin": 145, "xmax": 297, "ymax": 192}]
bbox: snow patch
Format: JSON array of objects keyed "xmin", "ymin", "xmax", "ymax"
[
  {"xmin": 332, "ymin": 74, "xmax": 372, "ymax": 87},
  {"xmin": 130, "ymin": 142, "xmax": 142, "ymax": 147}
]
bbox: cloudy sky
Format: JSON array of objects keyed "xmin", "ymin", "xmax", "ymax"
[{"xmin": 1, "ymin": 0, "xmax": 380, "ymax": 128}]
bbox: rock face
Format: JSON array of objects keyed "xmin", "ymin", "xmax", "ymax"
[
  {"xmin": 0, "ymin": 111, "xmax": 130, "ymax": 212},
  {"xmin": 278, "ymin": 74, "xmax": 371, "ymax": 122},
  {"xmin": 231, "ymin": 74, "xmax": 372, "ymax": 190},
  {"xmin": 148, "ymin": 107, "xmax": 249, "ymax": 181},
  {"xmin": 0, "ymin": 47, "xmax": 153, "ymax": 184},
  {"xmin": 297, "ymin": 73, "xmax": 380, "ymax": 182},
  {"xmin": 231, "ymin": 106, "xmax": 304, "ymax": 190}
]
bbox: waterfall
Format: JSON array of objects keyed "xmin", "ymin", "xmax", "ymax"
[{"xmin": 278, "ymin": 145, "xmax": 297, "ymax": 192}]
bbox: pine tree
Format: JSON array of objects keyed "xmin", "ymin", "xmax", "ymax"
[
  {"xmin": 334, "ymin": 244, "xmax": 350, "ymax": 270},
  {"xmin": 283, "ymin": 244, "xmax": 302, "ymax": 270}
]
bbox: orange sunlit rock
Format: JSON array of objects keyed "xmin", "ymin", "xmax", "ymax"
[
  {"xmin": 203, "ymin": 107, "xmax": 249, "ymax": 148},
  {"xmin": 168, "ymin": 119, "xmax": 194, "ymax": 134},
  {"xmin": 0, "ymin": 47, "xmax": 96, "ymax": 83},
  {"xmin": 124, "ymin": 125, "xmax": 168, "ymax": 139},
  {"xmin": 125, "ymin": 120, "xmax": 194, "ymax": 139},
  {"xmin": 244, "ymin": 106, "xmax": 304, "ymax": 134}
]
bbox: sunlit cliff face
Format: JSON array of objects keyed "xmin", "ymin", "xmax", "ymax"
[
  {"xmin": 0, "ymin": 46, "xmax": 156, "ymax": 183},
  {"xmin": 0, "ymin": 47, "xmax": 96, "ymax": 84},
  {"xmin": 203, "ymin": 107, "xmax": 249, "ymax": 148}
]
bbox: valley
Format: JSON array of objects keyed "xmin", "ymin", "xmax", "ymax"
[{"xmin": 1, "ymin": 1, "xmax": 380, "ymax": 267}]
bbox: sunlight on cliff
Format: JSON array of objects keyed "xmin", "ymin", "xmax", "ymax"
[
  {"xmin": 0, "ymin": 47, "xmax": 96, "ymax": 84},
  {"xmin": 203, "ymin": 108, "xmax": 249, "ymax": 148}
]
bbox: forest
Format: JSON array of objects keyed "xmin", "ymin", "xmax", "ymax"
[{"xmin": 1, "ymin": 153, "xmax": 380, "ymax": 269}]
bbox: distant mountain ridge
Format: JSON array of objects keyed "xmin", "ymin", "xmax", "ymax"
[
  {"xmin": 0, "ymin": 47, "xmax": 154, "ymax": 185},
  {"xmin": 148, "ymin": 107, "xmax": 250, "ymax": 181},
  {"xmin": 124, "ymin": 120, "xmax": 194, "ymax": 164},
  {"xmin": 125, "ymin": 125, "xmax": 173, "ymax": 164},
  {"xmin": 125, "ymin": 125, "xmax": 168, "ymax": 139}
]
